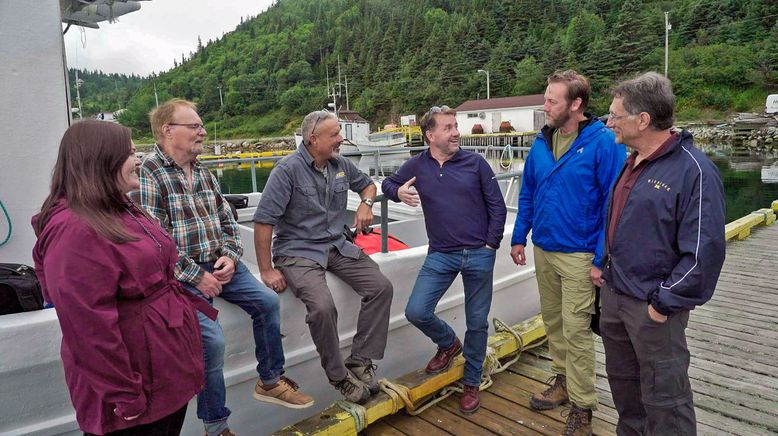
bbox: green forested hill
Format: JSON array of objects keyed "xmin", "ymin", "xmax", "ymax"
[
  {"xmin": 118, "ymin": 0, "xmax": 778, "ymax": 139},
  {"xmin": 68, "ymin": 69, "xmax": 144, "ymax": 118}
]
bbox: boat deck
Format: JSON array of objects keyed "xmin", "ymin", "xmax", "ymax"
[{"xmin": 366, "ymin": 223, "xmax": 778, "ymax": 436}]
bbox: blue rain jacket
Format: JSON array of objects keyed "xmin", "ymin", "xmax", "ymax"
[{"xmin": 511, "ymin": 117, "xmax": 626, "ymax": 267}]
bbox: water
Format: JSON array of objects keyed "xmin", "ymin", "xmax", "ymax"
[{"xmin": 210, "ymin": 146, "xmax": 778, "ymax": 224}]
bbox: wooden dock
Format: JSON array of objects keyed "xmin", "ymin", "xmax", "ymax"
[{"xmin": 366, "ymin": 223, "xmax": 778, "ymax": 436}]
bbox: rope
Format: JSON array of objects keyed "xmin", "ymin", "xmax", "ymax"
[
  {"xmin": 375, "ymin": 317, "xmax": 544, "ymax": 418},
  {"xmin": 377, "ymin": 379, "xmax": 405, "ymax": 414},
  {"xmin": 334, "ymin": 400, "xmax": 367, "ymax": 433},
  {"xmin": 0, "ymin": 199, "xmax": 12, "ymax": 247},
  {"xmin": 499, "ymin": 143, "xmax": 513, "ymax": 170}
]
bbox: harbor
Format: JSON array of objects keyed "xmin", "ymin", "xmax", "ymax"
[{"xmin": 2, "ymin": 1, "xmax": 778, "ymax": 435}]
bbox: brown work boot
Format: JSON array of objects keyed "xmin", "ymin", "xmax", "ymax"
[
  {"xmin": 530, "ymin": 374, "xmax": 568, "ymax": 410},
  {"xmin": 459, "ymin": 384, "xmax": 481, "ymax": 415},
  {"xmin": 345, "ymin": 355, "xmax": 380, "ymax": 395},
  {"xmin": 562, "ymin": 404, "xmax": 593, "ymax": 436},
  {"xmin": 330, "ymin": 371, "xmax": 371, "ymax": 404},
  {"xmin": 425, "ymin": 337, "xmax": 463, "ymax": 374},
  {"xmin": 252, "ymin": 376, "xmax": 314, "ymax": 409}
]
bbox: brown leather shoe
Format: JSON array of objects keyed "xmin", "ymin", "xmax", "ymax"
[
  {"xmin": 253, "ymin": 376, "xmax": 314, "ymax": 409},
  {"xmin": 459, "ymin": 384, "xmax": 480, "ymax": 415},
  {"xmin": 425, "ymin": 337, "xmax": 462, "ymax": 374},
  {"xmin": 562, "ymin": 404, "xmax": 593, "ymax": 436},
  {"xmin": 530, "ymin": 374, "xmax": 569, "ymax": 410}
]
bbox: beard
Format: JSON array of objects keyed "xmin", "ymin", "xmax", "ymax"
[{"xmin": 547, "ymin": 105, "xmax": 573, "ymax": 129}]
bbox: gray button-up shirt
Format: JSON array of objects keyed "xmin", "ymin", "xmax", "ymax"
[{"xmin": 253, "ymin": 144, "xmax": 373, "ymax": 267}]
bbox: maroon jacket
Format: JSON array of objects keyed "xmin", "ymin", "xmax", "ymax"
[{"xmin": 32, "ymin": 201, "xmax": 215, "ymax": 435}]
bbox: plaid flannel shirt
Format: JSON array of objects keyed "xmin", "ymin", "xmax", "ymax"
[{"xmin": 132, "ymin": 144, "xmax": 242, "ymax": 285}]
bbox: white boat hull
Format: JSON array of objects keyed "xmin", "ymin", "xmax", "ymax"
[{"xmin": 0, "ymin": 212, "xmax": 539, "ymax": 436}]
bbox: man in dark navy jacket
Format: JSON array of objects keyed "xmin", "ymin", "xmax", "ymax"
[
  {"xmin": 602, "ymin": 72, "xmax": 725, "ymax": 435},
  {"xmin": 382, "ymin": 105, "xmax": 506, "ymax": 415}
]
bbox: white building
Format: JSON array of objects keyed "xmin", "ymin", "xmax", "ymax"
[{"xmin": 454, "ymin": 94, "xmax": 545, "ymax": 134}]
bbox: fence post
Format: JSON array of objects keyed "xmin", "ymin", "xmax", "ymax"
[
  {"xmin": 380, "ymin": 195, "xmax": 388, "ymax": 253},
  {"xmin": 250, "ymin": 159, "xmax": 258, "ymax": 193}
]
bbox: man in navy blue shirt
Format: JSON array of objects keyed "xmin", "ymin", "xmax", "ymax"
[{"xmin": 382, "ymin": 105, "xmax": 506, "ymax": 415}]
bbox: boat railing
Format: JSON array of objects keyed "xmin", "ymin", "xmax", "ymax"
[
  {"xmin": 200, "ymin": 146, "xmax": 530, "ymax": 192},
  {"xmin": 200, "ymin": 154, "xmax": 524, "ymax": 253}
]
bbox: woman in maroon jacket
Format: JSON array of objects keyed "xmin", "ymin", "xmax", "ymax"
[{"xmin": 32, "ymin": 120, "xmax": 216, "ymax": 436}]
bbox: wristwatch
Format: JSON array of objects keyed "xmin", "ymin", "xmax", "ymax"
[{"xmin": 361, "ymin": 198, "xmax": 375, "ymax": 207}]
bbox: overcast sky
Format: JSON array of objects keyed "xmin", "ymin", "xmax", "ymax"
[{"xmin": 64, "ymin": 0, "xmax": 275, "ymax": 76}]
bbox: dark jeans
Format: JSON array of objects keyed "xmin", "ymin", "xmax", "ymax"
[
  {"xmin": 405, "ymin": 247, "xmax": 496, "ymax": 386},
  {"xmin": 600, "ymin": 282, "xmax": 696, "ymax": 435},
  {"xmin": 276, "ymin": 249, "xmax": 393, "ymax": 381},
  {"xmin": 84, "ymin": 404, "xmax": 187, "ymax": 436}
]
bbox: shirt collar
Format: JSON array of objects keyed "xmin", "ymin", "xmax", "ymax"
[
  {"xmin": 154, "ymin": 143, "xmax": 201, "ymax": 169},
  {"xmin": 626, "ymin": 131, "xmax": 679, "ymax": 167},
  {"xmin": 298, "ymin": 142, "xmax": 338, "ymax": 169},
  {"xmin": 423, "ymin": 147, "xmax": 463, "ymax": 162}
]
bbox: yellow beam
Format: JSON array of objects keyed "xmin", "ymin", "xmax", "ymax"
[
  {"xmin": 725, "ymin": 206, "xmax": 777, "ymax": 241},
  {"xmin": 273, "ymin": 315, "xmax": 546, "ymax": 436}
]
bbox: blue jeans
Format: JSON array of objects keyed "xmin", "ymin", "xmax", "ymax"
[
  {"xmin": 182, "ymin": 261, "xmax": 284, "ymax": 430},
  {"xmin": 405, "ymin": 247, "xmax": 496, "ymax": 386}
]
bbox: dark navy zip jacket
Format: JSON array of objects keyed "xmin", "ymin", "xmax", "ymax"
[
  {"xmin": 382, "ymin": 149, "xmax": 506, "ymax": 252},
  {"xmin": 602, "ymin": 130, "xmax": 726, "ymax": 315}
]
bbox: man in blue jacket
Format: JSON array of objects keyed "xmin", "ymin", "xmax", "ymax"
[
  {"xmin": 382, "ymin": 105, "xmax": 506, "ymax": 415},
  {"xmin": 601, "ymin": 72, "xmax": 725, "ymax": 435},
  {"xmin": 511, "ymin": 70, "xmax": 625, "ymax": 435}
]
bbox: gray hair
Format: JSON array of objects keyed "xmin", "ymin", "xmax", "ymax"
[
  {"xmin": 613, "ymin": 72, "xmax": 675, "ymax": 130},
  {"xmin": 301, "ymin": 110, "xmax": 337, "ymax": 143}
]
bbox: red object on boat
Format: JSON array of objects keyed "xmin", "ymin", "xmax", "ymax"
[{"xmin": 354, "ymin": 229, "xmax": 410, "ymax": 255}]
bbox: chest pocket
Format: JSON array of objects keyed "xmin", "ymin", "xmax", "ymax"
[
  {"xmin": 293, "ymin": 185, "xmax": 318, "ymax": 215},
  {"xmin": 167, "ymin": 193, "xmax": 191, "ymax": 223},
  {"xmin": 333, "ymin": 179, "xmax": 349, "ymax": 211}
]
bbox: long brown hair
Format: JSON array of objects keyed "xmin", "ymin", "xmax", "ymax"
[{"xmin": 35, "ymin": 120, "xmax": 138, "ymax": 243}]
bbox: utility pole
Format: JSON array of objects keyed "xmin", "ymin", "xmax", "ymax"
[
  {"xmin": 478, "ymin": 69, "xmax": 490, "ymax": 100},
  {"xmin": 217, "ymin": 85, "xmax": 224, "ymax": 110},
  {"xmin": 664, "ymin": 11, "xmax": 671, "ymax": 77},
  {"xmin": 345, "ymin": 75, "xmax": 350, "ymax": 111},
  {"xmin": 74, "ymin": 69, "xmax": 83, "ymax": 119},
  {"xmin": 153, "ymin": 82, "xmax": 159, "ymax": 107}
]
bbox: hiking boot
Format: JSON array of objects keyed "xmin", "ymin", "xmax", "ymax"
[
  {"xmin": 345, "ymin": 355, "xmax": 380, "ymax": 395},
  {"xmin": 562, "ymin": 404, "xmax": 593, "ymax": 436},
  {"xmin": 425, "ymin": 337, "xmax": 463, "ymax": 374},
  {"xmin": 330, "ymin": 371, "xmax": 371, "ymax": 404},
  {"xmin": 530, "ymin": 374, "xmax": 569, "ymax": 410},
  {"xmin": 459, "ymin": 384, "xmax": 481, "ymax": 415},
  {"xmin": 253, "ymin": 376, "xmax": 314, "ymax": 409}
]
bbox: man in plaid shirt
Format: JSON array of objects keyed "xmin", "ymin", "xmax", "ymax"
[{"xmin": 134, "ymin": 99, "xmax": 312, "ymax": 436}]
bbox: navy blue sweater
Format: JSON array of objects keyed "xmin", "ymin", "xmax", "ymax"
[
  {"xmin": 603, "ymin": 130, "xmax": 726, "ymax": 315},
  {"xmin": 382, "ymin": 149, "xmax": 507, "ymax": 252}
]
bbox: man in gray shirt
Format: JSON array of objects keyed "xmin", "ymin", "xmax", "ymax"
[{"xmin": 253, "ymin": 110, "xmax": 393, "ymax": 405}]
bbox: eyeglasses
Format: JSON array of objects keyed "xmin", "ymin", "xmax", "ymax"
[
  {"xmin": 168, "ymin": 123, "xmax": 205, "ymax": 131},
  {"xmin": 607, "ymin": 113, "xmax": 634, "ymax": 122}
]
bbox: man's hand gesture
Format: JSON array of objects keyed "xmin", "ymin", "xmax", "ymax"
[{"xmin": 398, "ymin": 176, "xmax": 419, "ymax": 207}]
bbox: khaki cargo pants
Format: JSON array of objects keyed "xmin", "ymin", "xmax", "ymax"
[{"xmin": 534, "ymin": 246, "xmax": 597, "ymax": 409}]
